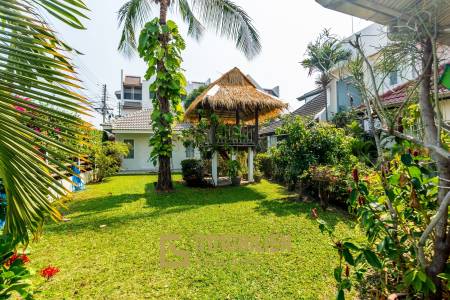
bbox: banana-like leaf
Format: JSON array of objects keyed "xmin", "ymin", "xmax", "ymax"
[{"xmin": 0, "ymin": 0, "xmax": 89, "ymax": 243}]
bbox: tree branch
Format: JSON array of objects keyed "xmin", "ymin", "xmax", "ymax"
[
  {"xmin": 418, "ymin": 191, "xmax": 450, "ymax": 268},
  {"xmin": 379, "ymin": 128, "xmax": 450, "ymax": 161}
]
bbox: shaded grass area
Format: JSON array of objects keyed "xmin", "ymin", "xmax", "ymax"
[{"xmin": 30, "ymin": 175, "xmax": 359, "ymax": 299}]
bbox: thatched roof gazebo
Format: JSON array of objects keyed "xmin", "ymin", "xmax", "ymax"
[
  {"xmin": 185, "ymin": 67, "xmax": 287, "ymax": 125},
  {"xmin": 184, "ymin": 67, "xmax": 287, "ymax": 186}
]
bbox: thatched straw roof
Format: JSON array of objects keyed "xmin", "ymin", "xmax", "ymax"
[{"xmin": 184, "ymin": 67, "xmax": 288, "ymax": 124}]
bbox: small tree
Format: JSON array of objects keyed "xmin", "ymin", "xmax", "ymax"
[{"xmin": 301, "ymin": 29, "xmax": 351, "ymax": 121}]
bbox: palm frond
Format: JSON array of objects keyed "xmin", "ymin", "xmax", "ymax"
[
  {"xmin": 190, "ymin": 0, "xmax": 261, "ymax": 59},
  {"xmin": 0, "ymin": 0, "xmax": 89, "ymax": 242},
  {"xmin": 175, "ymin": 0, "xmax": 204, "ymax": 41},
  {"xmin": 301, "ymin": 28, "xmax": 351, "ymax": 86},
  {"xmin": 118, "ymin": 0, "xmax": 154, "ymax": 56}
]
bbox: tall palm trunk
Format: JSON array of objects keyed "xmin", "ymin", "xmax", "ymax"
[{"xmin": 156, "ymin": 0, "xmax": 173, "ymax": 192}]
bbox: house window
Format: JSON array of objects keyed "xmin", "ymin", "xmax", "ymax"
[
  {"xmin": 123, "ymin": 87, "xmax": 142, "ymax": 101},
  {"xmin": 389, "ymin": 70, "xmax": 398, "ymax": 86},
  {"xmin": 185, "ymin": 145, "xmax": 195, "ymax": 158},
  {"xmin": 124, "ymin": 139, "xmax": 135, "ymax": 159},
  {"xmin": 133, "ymin": 87, "xmax": 142, "ymax": 100}
]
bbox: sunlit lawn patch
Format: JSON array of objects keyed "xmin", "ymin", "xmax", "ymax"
[{"xmin": 31, "ymin": 175, "xmax": 360, "ymax": 299}]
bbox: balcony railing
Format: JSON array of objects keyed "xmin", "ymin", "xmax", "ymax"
[{"xmin": 209, "ymin": 125, "xmax": 257, "ymax": 146}]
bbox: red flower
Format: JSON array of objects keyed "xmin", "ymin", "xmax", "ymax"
[
  {"xmin": 40, "ymin": 266, "xmax": 60, "ymax": 280},
  {"xmin": 19, "ymin": 254, "xmax": 30, "ymax": 264},
  {"xmin": 352, "ymin": 168, "xmax": 359, "ymax": 182},
  {"xmin": 413, "ymin": 149, "xmax": 419, "ymax": 157},
  {"xmin": 5, "ymin": 253, "xmax": 30, "ymax": 266},
  {"xmin": 311, "ymin": 208, "xmax": 319, "ymax": 219},
  {"xmin": 345, "ymin": 264, "xmax": 350, "ymax": 277}
]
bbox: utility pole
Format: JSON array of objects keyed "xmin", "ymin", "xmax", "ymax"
[
  {"xmin": 102, "ymin": 84, "xmax": 107, "ymax": 123},
  {"xmin": 120, "ymin": 69, "xmax": 124, "ymax": 117}
]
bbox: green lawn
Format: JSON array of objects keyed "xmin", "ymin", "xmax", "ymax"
[{"xmin": 30, "ymin": 175, "xmax": 358, "ymax": 299}]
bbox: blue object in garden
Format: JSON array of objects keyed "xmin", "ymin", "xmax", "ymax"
[
  {"xmin": 71, "ymin": 165, "xmax": 85, "ymax": 192},
  {"xmin": 0, "ymin": 179, "xmax": 6, "ymax": 229}
]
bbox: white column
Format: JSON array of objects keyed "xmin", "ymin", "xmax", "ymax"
[
  {"xmin": 248, "ymin": 147, "xmax": 254, "ymax": 182},
  {"xmin": 212, "ymin": 151, "xmax": 218, "ymax": 186}
]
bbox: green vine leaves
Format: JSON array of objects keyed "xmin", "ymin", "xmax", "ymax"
[{"xmin": 138, "ymin": 18, "xmax": 187, "ymax": 164}]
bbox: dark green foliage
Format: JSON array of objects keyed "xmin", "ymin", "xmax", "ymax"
[
  {"xmin": 272, "ymin": 117, "xmax": 356, "ymax": 188},
  {"xmin": 255, "ymin": 153, "xmax": 273, "ymax": 178},
  {"xmin": 183, "ymin": 85, "xmax": 207, "ymax": 109},
  {"xmin": 181, "ymin": 159, "xmax": 205, "ymax": 187},
  {"xmin": 332, "ymin": 111, "xmax": 378, "ymax": 164}
]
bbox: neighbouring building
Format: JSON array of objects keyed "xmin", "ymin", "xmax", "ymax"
[{"xmin": 261, "ymin": 22, "xmax": 450, "ymax": 150}]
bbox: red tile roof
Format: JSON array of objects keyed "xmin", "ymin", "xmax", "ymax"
[{"xmin": 379, "ymin": 63, "xmax": 450, "ymax": 106}]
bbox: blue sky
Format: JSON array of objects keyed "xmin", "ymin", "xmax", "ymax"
[{"xmin": 50, "ymin": 1, "xmax": 371, "ymax": 127}]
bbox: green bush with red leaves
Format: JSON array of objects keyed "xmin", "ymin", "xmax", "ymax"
[{"xmin": 314, "ymin": 142, "xmax": 449, "ymax": 299}]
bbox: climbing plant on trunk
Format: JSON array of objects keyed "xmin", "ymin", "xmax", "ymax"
[{"xmin": 138, "ymin": 17, "xmax": 186, "ymax": 191}]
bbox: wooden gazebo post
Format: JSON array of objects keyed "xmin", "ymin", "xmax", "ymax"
[{"xmin": 248, "ymin": 106, "xmax": 259, "ymax": 183}]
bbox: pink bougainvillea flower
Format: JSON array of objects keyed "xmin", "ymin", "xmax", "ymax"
[
  {"xmin": 15, "ymin": 106, "xmax": 26, "ymax": 112},
  {"xmin": 54, "ymin": 127, "xmax": 61, "ymax": 133},
  {"xmin": 40, "ymin": 266, "xmax": 60, "ymax": 280}
]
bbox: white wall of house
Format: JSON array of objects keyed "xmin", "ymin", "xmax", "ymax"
[
  {"xmin": 439, "ymin": 99, "xmax": 450, "ymax": 122},
  {"xmin": 115, "ymin": 132, "xmax": 200, "ymax": 172}
]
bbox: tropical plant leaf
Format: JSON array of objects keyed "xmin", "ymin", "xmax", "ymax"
[{"xmin": 0, "ymin": 0, "xmax": 89, "ymax": 242}]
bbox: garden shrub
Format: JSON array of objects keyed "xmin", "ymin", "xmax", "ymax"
[
  {"xmin": 315, "ymin": 143, "xmax": 448, "ymax": 299},
  {"xmin": 255, "ymin": 152, "xmax": 273, "ymax": 178},
  {"xmin": 272, "ymin": 117, "xmax": 356, "ymax": 190},
  {"xmin": 181, "ymin": 159, "xmax": 205, "ymax": 187},
  {"xmin": 90, "ymin": 139, "xmax": 129, "ymax": 183},
  {"xmin": 300, "ymin": 163, "xmax": 372, "ymax": 209}
]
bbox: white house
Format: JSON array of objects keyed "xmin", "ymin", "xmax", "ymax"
[{"xmin": 102, "ymin": 110, "xmax": 198, "ymax": 172}]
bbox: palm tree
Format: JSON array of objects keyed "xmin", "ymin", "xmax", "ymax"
[
  {"xmin": 118, "ymin": 0, "xmax": 261, "ymax": 191},
  {"xmin": 0, "ymin": 0, "xmax": 89, "ymax": 242},
  {"xmin": 301, "ymin": 29, "xmax": 351, "ymax": 121}
]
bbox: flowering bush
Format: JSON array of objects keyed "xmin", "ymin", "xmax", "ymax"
[
  {"xmin": 315, "ymin": 143, "xmax": 449, "ymax": 299},
  {"xmin": 0, "ymin": 235, "xmax": 34, "ymax": 299}
]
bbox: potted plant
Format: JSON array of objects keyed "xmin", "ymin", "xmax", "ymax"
[{"xmin": 228, "ymin": 160, "xmax": 242, "ymax": 186}]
